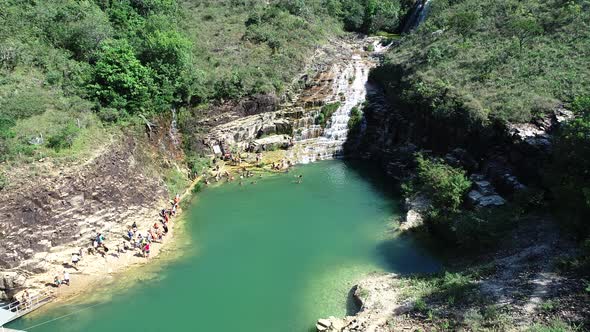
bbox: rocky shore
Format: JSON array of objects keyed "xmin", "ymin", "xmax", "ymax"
[{"xmin": 0, "ymin": 135, "xmax": 183, "ymax": 302}]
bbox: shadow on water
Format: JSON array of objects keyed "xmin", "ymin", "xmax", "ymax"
[
  {"xmin": 376, "ymin": 232, "xmax": 442, "ymax": 274},
  {"xmin": 343, "ymin": 158, "xmax": 447, "ymax": 274},
  {"xmin": 342, "ymin": 159, "xmax": 401, "ymax": 204}
]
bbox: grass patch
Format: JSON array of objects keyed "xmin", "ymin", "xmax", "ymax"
[
  {"xmin": 400, "ymin": 271, "xmax": 477, "ymax": 303},
  {"xmin": 164, "ymin": 167, "xmax": 190, "ymax": 199},
  {"xmin": 526, "ymin": 320, "xmax": 580, "ymax": 332}
]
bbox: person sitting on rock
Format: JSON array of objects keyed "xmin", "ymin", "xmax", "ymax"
[{"xmin": 54, "ymin": 275, "xmax": 62, "ymax": 287}]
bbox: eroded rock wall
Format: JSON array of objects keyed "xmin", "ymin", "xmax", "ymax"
[
  {"xmin": 349, "ymin": 83, "xmax": 573, "ymax": 197},
  {"xmin": 0, "ymin": 136, "xmax": 169, "ymax": 299}
]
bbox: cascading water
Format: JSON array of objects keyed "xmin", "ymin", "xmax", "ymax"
[
  {"xmin": 401, "ymin": 0, "xmax": 432, "ymax": 33},
  {"xmin": 289, "ymin": 40, "xmax": 388, "ymax": 163}
]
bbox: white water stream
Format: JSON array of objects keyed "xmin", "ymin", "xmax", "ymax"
[{"xmin": 290, "ymin": 40, "xmax": 388, "ymax": 163}]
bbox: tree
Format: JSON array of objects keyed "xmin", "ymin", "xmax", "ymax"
[
  {"xmin": 365, "ymin": 0, "xmax": 401, "ymax": 33},
  {"xmin": 89, "ymin": 39, "xmax": 155, "ymax": 114},
  {"xmin": 340, "ymin": 0, "xmax": 365, "ymax": 31},
  {"xmin": 43, "ymin": 1, "xmax": 113, "ymax": 61},
  {"xmin": 507, "ymin": 14, "xmax": 543, "ymax": 53},
  {"xmin": 448, "ymin": 11, "xmax": 479, "ymax": 40}
]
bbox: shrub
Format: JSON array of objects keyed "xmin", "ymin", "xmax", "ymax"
[
  {"xmin": 192, "ymin": 180, "xmax": 204, "ymax": 194},
  {"xmin": 413, "ymin": 153, "xmax": 471, "ymax": 214},
  {"xmin": 97, "ymin": 107, "xmax": 125, "ymax": 123},
  {"xmin": 186, "ymin": 155, "xmax": 211, "ymax": 177},
  {"xmin": 315, "ymin": 102, "xmax": 341, "ymax": 128},
  {"xmin": 47, "ymin": 123, "xmax": 80, "ymax": 151},
  {"xmin": 0, "ymin": 173, "xmax": 7, "ymax": 191}
]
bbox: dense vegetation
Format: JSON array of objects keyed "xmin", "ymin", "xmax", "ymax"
[
  {"xmin": 548, "ymin": 96, "xmax": 590, "ymax": 237},
  {"xmin": 0, "ymin": 0, "xmax": 415, "ymax": 166},
  {"xmin": 404, "ymin": 154, "xmax": 471, "ymax": 216},
  {"xmin": 372, "ymin": 0, "xmax": 590, "ymax": 124}
]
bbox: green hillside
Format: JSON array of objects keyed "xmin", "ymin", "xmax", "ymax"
[{"xmin": 373, "ymin": 0, "xmax": 590, "ymax": 124}]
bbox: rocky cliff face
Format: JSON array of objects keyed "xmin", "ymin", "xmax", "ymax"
[
  {"xmin": 182, "ymin": 36, "xmax": 387, "ymax": 164},
  {"xmin": 0, "ymin": 136, "xmax": 170, "ymax": 300},
  {"xmin": 348, "ymin": 82, "xmax": 574, "ymax": 201}
]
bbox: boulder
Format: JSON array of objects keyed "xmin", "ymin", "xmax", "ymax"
[
  {"xmin": 467, "ymin": 190, "xmax": 484, "ymax": 206},
  {"xmin": 474, "ymin": 180, "xmax": 495, "ymax": 196},
  {"xmin": 317, "ymin": 318, "xmax": 332, "ymax": 331},
  {"xmin": 0, "ymin": 272, "xmax": 26, "ymax": 299},
  {"xmin": 248, "ymin": 135, "xmax": 291, "ymax": 153},
  {"xmin": 400, "ymin": 195, "xmax": 430, "ymax": 231},
  {"xmin": 478, "ymin": 195, "xmax": 506, "ymax": 207},
  {"xmin": 467, "ymin": 175, "xmax": 507, "ymax": 208}
]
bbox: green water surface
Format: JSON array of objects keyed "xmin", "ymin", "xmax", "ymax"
[{"xmin": 9, "ymin": 160, "xmax": 440, "ymax": 332}]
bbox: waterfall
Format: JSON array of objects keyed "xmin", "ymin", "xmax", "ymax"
[
  {"xmin": 289, "ymin": 40, "xmax": 387, "ymax": 163},
  {"xmin": 401, "ymin": 0, "xmax": 432, "ymax": 33}
]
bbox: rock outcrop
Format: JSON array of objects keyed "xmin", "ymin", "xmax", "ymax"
[
  {"xmin": 0, "ymin": 137, "xmax": 169, "ymax": 299},
  {"xmin": 183, "ymin": 37, "xmax": 388, "ymax": 164},
  {"xmin": 316, "ymin": 273, "xmax": 412, "ymax": 332},
  {"xmin": 0, "ymin": 272, "xmax": 26, "ymax": 300},
  {"xmin": 399, "ymin": 195, "xmax": 429, "ymax": 231},
  {"xmin": 466, "ymin": 174, "xmax": 507, "ymax": 208}
]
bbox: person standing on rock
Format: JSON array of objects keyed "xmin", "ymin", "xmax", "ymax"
[
  {"xmin": 143, "ymin": 242, "xmax": 150, "ymax": 258},
  {"xmin": 71, "ymin": 253, "xmax": 80, "ymax": 269},
  {"xmin": 63, "ymin": 270, "xmax": 70, "ymax": 285}
]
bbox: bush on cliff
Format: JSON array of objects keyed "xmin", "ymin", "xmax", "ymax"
[
  {"xmin": 545, "ymin": 96, "xmax": 590, "ymax": 238},
  {"xmin": 373, "ymin": 0, "xmax": 590, "ymax": 124},
  {"xmin": 347, "ymin": 105, "xmax": 363, "ymax": 133},
  {"xmin": 405, "ymin": 154, "xmax": 472, "ymax": 215},
  {"xmin": 403, "ymin": 154, "xmax": 519, "ymax": 249}
]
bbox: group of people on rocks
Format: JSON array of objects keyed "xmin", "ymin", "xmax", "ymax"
[
  {"xmin": 126, "ymin": 194, "xmax": 179, "ymax": 258},
  {"xmin": 52, "ymin": 194, "xmax": 181, "ymax": 288}
]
